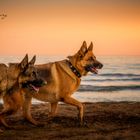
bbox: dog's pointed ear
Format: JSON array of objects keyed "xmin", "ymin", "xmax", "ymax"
[
  {"xmin": 79, "ymin": 41, "xmax": 87, "ymax": 55},
  {"xmin": 88, "ymin": 42, "xmax": 93, "ymax": 51},
  {"xmin": 20, "ymin": 54, "xmax": 28, "ymax": 69},
  {"xmin": 29, "ymin": 55, "xmax": 36, "ymax": 65}
]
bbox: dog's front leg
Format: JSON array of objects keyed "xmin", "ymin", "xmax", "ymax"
[
  {"xmin": 63, "ymin": 96, "xmax": 84, "ymax": 125},
  {"xmin": 22, "ymin": 96, "xmax": 40, "ymax": 126},
  {"xmin": 48, "ymin": 102, "xmax": 58, "ymax": 118}
]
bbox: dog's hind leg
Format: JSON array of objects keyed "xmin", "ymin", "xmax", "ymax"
[{"xmin": 63, "ymin": 96, "xmax": 84, "ymax": 125}]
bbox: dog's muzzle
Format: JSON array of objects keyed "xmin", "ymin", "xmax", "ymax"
[
  {"xmin": 85, "ymin": 63, "xmax": 103, "ymax": 74},
  {"xmin": 22, "ymin": 79, "xmax": 47, "ymax": 93}
]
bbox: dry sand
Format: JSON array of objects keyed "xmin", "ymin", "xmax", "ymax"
[{"xmin": 0, "ymin": 102, "xmax": 140, "ymax": 140}]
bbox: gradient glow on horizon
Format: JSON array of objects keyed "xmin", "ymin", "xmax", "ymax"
[{"xmin": 0, "ymin": 0, "xmax": 140, "ymax": 56}]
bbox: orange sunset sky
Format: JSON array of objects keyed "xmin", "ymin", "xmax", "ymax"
[{"xmin": 0, "ymin": 0, "xmax": 140, "ymax": 56}]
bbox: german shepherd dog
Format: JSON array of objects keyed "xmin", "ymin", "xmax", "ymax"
[
  {"xmin": 0, "ymin": 54, "xmax": 46, "ymax": 130},
  {"xmin": 23, "ymin": 41, "xmax": 103, "ymax": 125}
]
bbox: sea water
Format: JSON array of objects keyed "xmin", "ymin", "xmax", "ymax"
[{"xmin": 0, "ymin": 55, "xmax": 140, "ymax": 102}]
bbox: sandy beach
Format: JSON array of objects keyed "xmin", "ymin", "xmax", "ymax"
[{"xmin": 0, "ymin": 102, "xmax": 140, "ymax": 140}]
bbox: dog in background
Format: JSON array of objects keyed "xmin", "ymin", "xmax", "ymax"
[{"xmin": 0, "ymin": 55, "xmax": 46, "ymax": 131}]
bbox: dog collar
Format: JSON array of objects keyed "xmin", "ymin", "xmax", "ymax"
[{"xmin": 66, "ymin": 60, "xmax": 81, "ymax": 78}]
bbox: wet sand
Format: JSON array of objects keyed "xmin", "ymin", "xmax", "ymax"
[{"xmin": 0, "ymin": 102, "xmax": 140, "ymax": 140}]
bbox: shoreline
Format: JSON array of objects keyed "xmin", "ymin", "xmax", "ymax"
[{"xmin": 0, "ymin": 102, "xmax": 140, "ymax": 140}]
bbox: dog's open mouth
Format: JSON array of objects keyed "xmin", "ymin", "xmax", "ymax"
[
  {"xmin": 90, "ymin": 66, "xmax": 98, "ymax": 74},
  {"xmin": 22, "ymin": 79, "xmax": 47, "ymax": 93},
  {"xmin": 29, "ymin": 84, "xmax": 40, "ymax": 93},
  {"xmin": 85, "ymin": 62, "xmax": 103, "ymax": 74},
  {"xmin": 85, "ymin": 65, "xmax": 99, "ymax": 74},
  {"xmin": 22, "ymin": 82, "xmax": 40, "ymax": 93}
]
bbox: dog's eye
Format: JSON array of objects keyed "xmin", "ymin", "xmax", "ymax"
[
  {"xmin": 30, "ymin": 71, "xmax": 36, "ymax": 77},
  {"xmin": 33, "ymin": 71, "xmax": 36, "ymax": 75},
  {"xmin": 79, "ymin": 55, "xmax": 83, "ymax": 59}
]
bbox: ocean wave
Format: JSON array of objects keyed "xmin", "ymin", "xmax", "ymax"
[
  {"xmin": 98, "ymin": 73, "xmax": 140, "ymax": 77},
  {"xmin": 78, "ymin": 85, "xmax": 140, "ymax": 92},
  {"xmin": 83, "ymin": 78, "xmax": 140, "ymax": 82}
]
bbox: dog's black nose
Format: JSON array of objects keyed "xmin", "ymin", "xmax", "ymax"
[
  {"xmin": 99, "ymin": 63, "xmax": 103, "ymax": 69},
  {"xmin": 43, "ymin": 80, "xmax": 47, "ymax": 85}
]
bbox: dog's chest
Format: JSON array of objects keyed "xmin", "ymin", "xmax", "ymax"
[{"xmin": 62, "ymin": 77, "xmax": 81, "ymax": 94}]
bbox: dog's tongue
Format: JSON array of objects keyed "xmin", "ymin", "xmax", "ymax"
[
  {"xmin": 30, "ymin": 84, "xmax": 39, "ymax": 93},
  {"xmin": 91, "ymin": 67, "xmax": 98, "ymax": 74}
]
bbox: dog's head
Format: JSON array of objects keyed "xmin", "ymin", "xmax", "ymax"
[
  {"xmin": 18, "ymin": 55, "xmax": 46, "ymax": 93},
  {"xmin": 68, "ymin": 41, "xmax": 103, "ymax": 76}
]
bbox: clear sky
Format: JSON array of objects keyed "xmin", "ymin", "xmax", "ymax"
[{"xmin": 0, "ymin": 0, "xmax": 140, "ymax": 56}]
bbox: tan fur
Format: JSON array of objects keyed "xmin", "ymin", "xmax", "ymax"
[{"xmin": 23, "ymin": 41, "xmax": 103, "ymax": 125}]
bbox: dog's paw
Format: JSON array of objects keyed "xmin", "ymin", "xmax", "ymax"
[
  {"xmin": 75, "ymin": 118, "xmax": 88, "ymax": 127},
  {"xmin": 5, "ymin": 126, "xmax": 15, "ymax": 130},
  {"xmin": 82, "ymin": 121, "xmax": 89, "ymax": 127}
]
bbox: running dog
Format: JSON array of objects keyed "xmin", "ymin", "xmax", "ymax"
[{"xmin": 23, "ymin": 41, "xmax": 103, "ymax": 125}]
